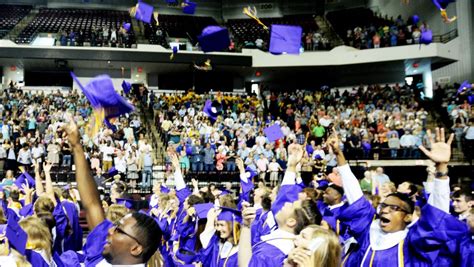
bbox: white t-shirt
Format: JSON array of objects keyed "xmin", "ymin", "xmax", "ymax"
[{"xmin": 101, "ymin": 146, "xmax": 115, "ymax": 161}]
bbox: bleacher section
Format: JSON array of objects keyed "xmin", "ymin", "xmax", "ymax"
[
  {"xmin": 228, "ymin": 14, "xmax": 318, "ymax": 50},
  {"xmin": 0, "ymin": 5, "xmax": 32, "ymax": 39},
  {"xmin": 144, "ymin": 14, "xmax": 218, "ymax": 46},
  {"xmin": 15, "ymin": 8, "xmax": 135, "ymax": 45}
]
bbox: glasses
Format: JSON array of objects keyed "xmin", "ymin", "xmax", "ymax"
[
  {"xmin": 379, "ymin": 203, "xmax": 410, "ymax": 214},
  {"xmin": 112, "ymin": 223, "xmax": 142, "ymax": 245}
]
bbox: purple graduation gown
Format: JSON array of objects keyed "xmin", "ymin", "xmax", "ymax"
[
  {"xmin": 62, "ymin": 200, "xmax": 83, "ymax": 252},
  {"xmin": 25, "ymin": 250, "xmax": 64, "ymax": 267},
  {"xmin": 199, "ymin": 234, "xmax": 238, "ymax": 267},
  {"xmin": 83, "ymin": 219, "xmax": 114, "ymax": 267},
  {"xmin": 248, "ymin": 242, "xmax": 287, "ymax": 267},
  {"xmin": 339, "ymin": 197, "xmax": 467, "ymax": 267},
  {"xmin": 250, "ymin": 209, "xmax": 273, "ymax": 246},
  {"xmin": 52, "ymin": 202, "xmax": 69, "ymax": 254},
  {"xmin": 458, "ymin": 233, "xmax": 473, "ymax": 267}
]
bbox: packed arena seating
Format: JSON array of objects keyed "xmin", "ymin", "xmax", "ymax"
[
  {"xmin": 15, "ymin": 8, "xmax": 136, "ymax": 47},
  {"xmin": 228, "ymin": 14, "xmax": 320, "ymax": 51},
  {"xmin": 0, "ymin": 4, "xmax": 32, "ymax": 39},
  {"xmin": 327, "ymin": 8, "xmax": 421, "ymax": 49}
]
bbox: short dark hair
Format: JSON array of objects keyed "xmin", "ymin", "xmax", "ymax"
[
  {"xmin": 131, "ymin": 212, "xmax": 162, "ymax": 263},
  {"xmin": 452, "ymin": 188, "xmax": 473, "ymax": 202},
  {"xmin": 387, "ymin": 192, "xmax": 415, "ymax": 213}
]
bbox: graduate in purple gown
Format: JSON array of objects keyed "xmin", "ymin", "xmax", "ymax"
[
  {"xmin": 199, "ymin": 206, "xmax": 241, "ymax": 267},
  {"xmin": 61, "ymin": 186, "xmax": 83, "ymax": 252},
  {"xmin": 326, "ymin": 129, "xmax": 468, "ymax": 267},
  {"xmin": 239, "ymin": 144, "xmax": 322, "ymax": 267},
  {"xmin": 320, "ymin": 183, "xmax": 350, "ymax": 241},
  {"xmin": 457, "ymin": 208, "xmax": 473, "ymax": 267},
  {"xmin": 62, "ymin": 118, "xmax": 161, "ymax": 267}
]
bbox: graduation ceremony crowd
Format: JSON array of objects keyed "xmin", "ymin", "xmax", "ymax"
[{"xmin": 0, "ymin": 77, "xmax": 471, "ymax": 267}]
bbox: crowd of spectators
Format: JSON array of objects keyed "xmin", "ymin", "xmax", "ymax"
[
  {"xmin": 344, "ymin": 15, "xmax": 429, "ymax": 49},
  {"xmin": 57, "ymin": 25, "xmax": 134, "ymax": 48},
  {"xmin": 153, "ymin": 83, "xmax": 473, "ymax": 185},
  {"xmin": 0, "ymin": 83, "xmax": 157, "ymax": 191}
]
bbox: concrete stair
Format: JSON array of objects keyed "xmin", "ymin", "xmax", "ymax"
[{"xmin": 315, "ymin": 15, "xmax": 344, "ymax": 48}]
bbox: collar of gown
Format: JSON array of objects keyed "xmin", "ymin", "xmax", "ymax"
[
  {"xmin": 260, "ymin": 229, "xmax": 295, "ymax": 255},
  {"xmin": 370, "ymin": 220, "xmax": 408, "ymax": 251}
]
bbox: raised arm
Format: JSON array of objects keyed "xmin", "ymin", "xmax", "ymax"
[
  {"xmin": 327, "ymin": 136, "xmax": 363, "ymax": 204},
  {"xmin": 33, "ymin": 160, "xmax": 45, "ymax": 196},
  {"xmin": 43, "ymin": 162, "xmax": 57, "ymax": 205},
  {"xmin": 419, "ymin": 128, "xmax": 454, "ymax": 213},
  {"xmin": 64, "ymin": 118, "xmax": 105, "ymax": 230}
]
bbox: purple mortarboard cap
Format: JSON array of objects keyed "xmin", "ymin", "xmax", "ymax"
[
  {"xmin": 468, "ymin": 95, "xmax": 474, "ymax": 105},
  {"xmin": 198, "ymin": 26, "xmax": 230, "ymax": 53},
  {"xmin": 269, "ymin": 24, "xmax": 302, "ymax": 55},
  {"xmin": 166, "ymin": 0, "xmax": 178, "ymax": 3},
  {"xmin": 217, "ymin": 206, "xmax": 242, "ymax": 223},
  {"xmin": 116, "ymin": 198, "xmax": 134, "ymax": 209},
  {"xmin": 108, "ymin": 166, "xmax": 119, "ymax": 177},
  {"xmin": 14, "ymin": 172, "xmax": 35, "ymax": 189},
  {"xmin": 175, "ymin": 248, "xmax": 198, "ymax": 264},
  {"xmin": 203, "ymin": 100, "xmax": 222, "ymax": 123},
  {"xmin": 123, "ymin": 23, "xmax": 131, "ymax": 32},
  {"xmin": 60, "ymin": 251, "xmax": 81, "ymax": 267},
  {"xmin": 420, "ymin": 29, "xmax": 433, "ymax": 45},
  {"xmin": 134, "ymin": 1, "xmax": 154, "ymax": 24},
  {"xmin": 316, "ymin": 179, "xmax": 329, "ymax": 190},
  {"xmin": 457, "ymin": 81, "xmax": 471, "ymax": 94},
  {"xmin": 219, "ymin": 189, "xmax": 232, "ymax": 196},
  {"xmin": 160, "ymin": 185, "xmax": 170, "ymax": 194},
  {"xmin": 70, "ymin": 72, "xmax": 134, "ymax": 119},
  {"xmin": 314, "ymin": 154, "xmax": 322, "ymax": 160},
  {"xmin": 263, "ymin": 124, "xmax": 284, "ymax": 142},
  {"xmin": 172, "ymin": 46, "xmax": 178, "ymax": 55},
  {"xmin": 412, "ymin": 15, "xmax": 420, "ymax": 25},
  {"xmin": 432, "ymin": 0, "xmax": 455, "ymax": 10},
  {"xmin": 122, "ymin": 80, "xmax": 132, "ymax": 94},
  {"xmin": 5, "ymin": 216, "xmax": 28, "ymax": 255},
  {"xmin": 194, "ymin": 202, "xmax": 215, "ymax": 219},
  {"xmin": 182, "ymin": 1, "xmax": 197, "ymax": 15}
]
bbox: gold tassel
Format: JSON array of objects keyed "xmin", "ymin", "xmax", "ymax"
[{"xmin": 243, "ymin": 6, "xmax": 269, "ymax": 31}]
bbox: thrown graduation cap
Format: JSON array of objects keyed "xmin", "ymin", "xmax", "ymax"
[
  {"xmin": 122, "ymin": 80, "xmax": 132, "ymax": 94},
  {"xmin": 217, "ymin": 206, "xmax": 242, "ymax": 223},
  {"xmin": 165, "ymin": 0, "xmax": 178, "ymax": 3},
  {"xmin": 263, "ymin": 124, "xmax": 284, "ymax": 142},
  {"xmin": 133, "ymin": 1, "xmax": 154, "ymax": 24},
  {"xmin": 194, "ymin": 202, "xmax": 215, "ymax": 219},
  {"xmin": 123, "ymin": 22, "xmax": 131, "ymax": 32},
  {"xmin": 412, "ymin": 15, "xmax": 420, "ymax": 25},
  {"xmin": 269, "ymin": 24, "xmax": 302, "ymax": 55},
  {"xmin": 182, "ymin": 0, "xmax": 197, "ymax": 15},
  {"xmin": 108, "ymin": 166, "xmax": 119, "ymax": 177},
  {"xmin": 245, "ymin": 167, "xmax": 257, "ymax": 180},
  {"xmin": 203, "ymin": 99, "xmax": 223, "ymax": 123},
  {"xmin": 71, "ymin": 72, "xmax": 134, "ymax": 120},
  {"xmin": 457, "ymin": 81, "xmax": 471, "ymax": 94},
  {"xmin": 420, "ymin": 29, "xmax": 433, "ymax": 45},
  {"xmin": 198, "ymin": 26, "xmax": 230, "ymax": 53},
  {"xmin": 468, "ymin": 95, "xmax": 474, "ymax": 105},
  {"xmin": 432, "ymin": 0, "xmax": 455, "ymax": 10},
  {"xmin": 116, "ymin": 198, "xmax": 134, "ymax": 209},
  {"xmin": 104, "ymin": 119, "xmax": 118, "ymax": 132},
  {"xmin": 14, "ymin": 171, "xmax": 35, "ymax": 189},
  {"xmin": 5, "ymin": 216, "xmax": 28, "ymax": 255}
]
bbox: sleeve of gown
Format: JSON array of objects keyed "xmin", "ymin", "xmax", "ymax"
[
  {"xmin": 83, "ymin": 219, "xmax": 114, "ymax": 266},
  {"xmin": 53, "ymin": 202, "xmax": 69, "ymax": 253},
  {"xmin": 338, "ymin": 164, "xmax": 363, "ymax": 204},
  {"xmin": 337, "ymin": 197, "xmax": 375, "ymax": 242},
  {"xmin": 408, "ymin": 204, "xmax": 468, "ymax": 264},
  {"xmin": 271, "ymin": 171, "xmax": 302, "ymax": 215},
  {"xmin": 427, "ymin": 178, "xmax": 450, "ymax": 214},
  {"xmin": 199, "ymin": 230, "xmax": 218, "ymax": 267}
]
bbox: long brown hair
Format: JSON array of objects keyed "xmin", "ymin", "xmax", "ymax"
[{"xmin": 304, "ymin": 225, "xmax": 342, "ymax": 267}]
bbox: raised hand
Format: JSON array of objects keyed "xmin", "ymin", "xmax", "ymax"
[
  {"xmin": 43, "ymin": 161, "xmax": 53, "ymax": 174},
  {"xmin": 241, "ymin": 201, "xmax": 256, "ymax": 227},
  {"xmin": 236, "ymin": 158, "xmax": 245, "ymax": 172},
  {"xmin": 287, "ymin": 144, "xmax": 304, "ymax": 167},
  {"xmin": 62, "ymin": 114, "xmax": 80, "ymax": 147},
  {"xmin": 287, "ymin": 247, "xmax": 312, "ymax": 267},
  {"xmin": 169, "ymin": 152, "xmax": 180, "ymax": 169},
  {"xmin": 419, "ymin": 128, "xmax": 453, "ymax": 164}
]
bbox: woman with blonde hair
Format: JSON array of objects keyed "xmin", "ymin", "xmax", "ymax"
[
  {"xmin": 20, "ymin": 216, "xmax": 64, "ymax": 266},
  {"xmin": 284, "ymin": 225, "xmax": 341, "ymax": 267}
]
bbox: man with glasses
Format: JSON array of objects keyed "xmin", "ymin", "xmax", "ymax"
[
  {"xmin": 327, "ymin": 128, "xmax": 467, "ymax": 266},
  {"xmin": 64, "ymin": 118, "xmax": 161, "ymax": 267}
]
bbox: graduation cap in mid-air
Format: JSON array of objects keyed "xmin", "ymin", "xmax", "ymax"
[
  {"xmin": 122, "ymin": 80, "xmax": 132, "ymax": 94},
  {"xmin": 198, "ymin": 26, "xmax": 230, "ymax": 53},
  {"xmin": 182, "ymin": 0, "xmax": 197, "ymax": 15},
  {"xmin": 203, "ymin": 99, "xmax": 223, "ymax": 123},
  {"xmin": 269, "ymin": 24, "xmax": 302, "ymax": 55},
  {"xmin": 122, "ymin": 22, "xmax": 131, "ymax": 32},
  {"xmin": 132, "ymin": 1, "xmax": 154, "ymax": 24},
  {"xmin": 14, "ymin": 171, "xmax": 35, "ymax": 189},
  {"xmin": 264, "ymin": 124, "xmax": 284, "ymax": 142},
  {"xmin": 420, "ymin": 29, "xmax": 433, "ymax": 45}
]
